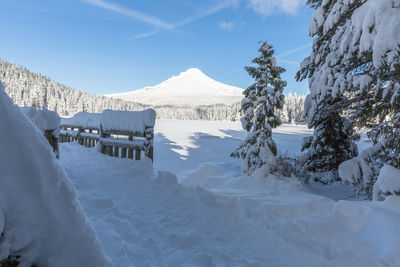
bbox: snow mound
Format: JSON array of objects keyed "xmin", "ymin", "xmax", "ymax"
[
  {"xmin": 373, "ymin": 165, "xmax": 400, "ymax": 200},
  {"xmin": 0, "ymin": 89, "xmax": 112, "ymax": 266},
  {"xmin": 339, "ymin": 143, "xmax": 383, "ymax": 185},
  {"xmin": 20, "ymin": 106, "xmax": 60, "ymax": 137},
  {"xmin": 107, "ymin": 68, "xmax": 243, "ymax": 107},
  {"xmin": 101, "ymin": 108, "xmax": 156, "ymax": 132},
  {"xmin": 61, "ymin": 111, "xmax": 101, "ymax": 129}
]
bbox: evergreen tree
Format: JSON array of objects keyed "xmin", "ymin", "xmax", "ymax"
[
  {"xmin": 301, "ymin": 95, "xmax": 358, "ymax": 180},
  {"xmin": 232, "ymin": 41, "xmax": 286, "ymax": 175},
  {"xmin": 299, "ymin": 0, "xmax": 400, "ymax": 188},
  {"xmin": 297, "ymin": 0, "xmax": 360, "ymax": 182}
]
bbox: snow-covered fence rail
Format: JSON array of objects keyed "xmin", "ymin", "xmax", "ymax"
[
  {"xmin": 21, "ymin": 106, "xmax": 60, "ymax": 158},
  {"xmin": 60, "ymin": 112, "xmax": 101, "ymax": 147},
  {"xmin": 99, "ymin": 109, "xmax": 156, "ymax": 162}
]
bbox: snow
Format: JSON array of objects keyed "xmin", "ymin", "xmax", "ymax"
[
  {"xmin": 20, "ymin": 106, "xmax": 60, "ymax": 137},
  {"xmin": 106, "ymin": 68, "xmax": 244, "ymax": 107},
  {"xmin": 57, "ymin": 119, "xmax": 400, "ymax": 266},
  {"xmin": 306, "ymin": 0, "xmax": 400, "ymax": 100},
  {"xmin": 80, "ymin": 131, "xmax": 100, "ymax": 138},
  {"xmin": 61, "ymin": 111, "xmax": 101, "ymax": 129},
  {"xmin": 0, "ymin": 89, "xmax": 112, "ymax": 266},
  {"xmin": 339, "ymin": 143, "xmax": 383, "ymax": 186},
  {"xmin": 60, "ymin": 129, "xmax": 79, "ymax": 137},
  {"xmin": 99, "ymin": 137, "xmax": 145, "ymax": 146},
  {"xmin": 303, "ymin": 93, "xmax": 312, "ymax": 117},
  {"xmin": 373, "ymin": 165, "xmax": 400, "ymax": 200},
  {"xmin": 100, "ymin": 108, "xmax": 156, "ymax": 133}
]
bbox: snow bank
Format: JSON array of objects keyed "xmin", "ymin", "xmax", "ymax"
[
  {"xmin": 0, "ymin": 90, "xmax": 112, "ymax": 266},
  {"xmin": 20, "ymin": 106, "xmax": 60, "ymax": 137},
  {"xmin": 373, "ymin": 165, "xmax": 400, "ymax": 200},
  {"xmin": 61, "ymin": 111, "xmax": 101, "ymax": 129},
  {"xmin": 180, "ymin": 161, "xmax": 400, "ymax": 265},
  {"xmin": 101, "ymin": 108, "xmax": 156, "ymax": 133}
]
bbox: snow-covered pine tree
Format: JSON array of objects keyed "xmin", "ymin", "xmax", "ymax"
[
  {"xmin": 299, "ymin": 0, "xmax": 400, "ymax": 190},
  {"xmin": 301, "ymin": 95, "xmax": 358, "ymax": 176},
  {"xmin": 296, "ymin": 0, "xmax": 360, "ymax": 182},
  {"xmin": 231, "ymin": 41, "xmax": 286, "ymax": 175},
  {"xmin": 324, "ymin": 0, "xmax": 400, "ymax": 196}
]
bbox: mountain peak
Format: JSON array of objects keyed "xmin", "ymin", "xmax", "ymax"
[
  {"xmin": 175, "ymin": 68, "xmax": 208, "ymax": 79},
  {"xmin": 107, "ymin": 68, "xmax": 244, "ymax": 107},
  {"xmin": 182, "ymin": 68, "xmax": 204, "ymax": 75}
]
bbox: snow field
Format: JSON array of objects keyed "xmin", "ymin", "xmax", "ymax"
[{"xmin": 59, "ymin": 120, "xmax": 400, "ymax": 266}]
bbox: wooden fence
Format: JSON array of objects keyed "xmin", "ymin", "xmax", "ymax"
[
  {"xmin": 59, "ymin": 109, "xmax": 156, "ymax": 162},
  {"xmin": 99, "ymin": 109, "xmax": 155, "ymax": 162}
]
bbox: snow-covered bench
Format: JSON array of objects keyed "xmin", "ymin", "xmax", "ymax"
[
  {"xmin": 21, "ymin": 106, "xmax": 60, "ymax": 158},
  {"xmin": 60, "ymin": 112, "xmax": 101, "ymax": 147},
  {"xmin": 99, "ymin": 109, "xmax": 156, "ymax": 162}
]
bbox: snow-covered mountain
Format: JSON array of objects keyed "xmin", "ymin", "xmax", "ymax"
[{"xmin": 107, "ymin": 68, "xmax": 244, "ymax": 107}]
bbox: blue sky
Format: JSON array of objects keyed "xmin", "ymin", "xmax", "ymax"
[{"xmin": 0, "ymin": 0, "xmax": 313, "ymax": 95}]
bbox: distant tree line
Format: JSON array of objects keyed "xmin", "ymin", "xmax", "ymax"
[{"xmin": 0, "ymin": 58, "xmax": 306, "ymax": 123}]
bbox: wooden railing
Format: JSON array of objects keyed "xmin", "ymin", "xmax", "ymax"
[
  {"xmin": 59, "ymin": 126, "xmax": 100, "ymax": 148},
  {"xmin": 59, "ymin": 109, "xmax": 155, "ymax": 162},
  {"xmin": 59, "ymin": 126, "xmax": 80, "ymax": 143},
  {"xmin": 99, "ymin": 126, "xmax": 154, "ymax": 162},
  {"xmin": 99, "ymin": 109, "xmax": 155, "ymax": 162}
]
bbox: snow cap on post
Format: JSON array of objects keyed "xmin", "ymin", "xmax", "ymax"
[
  {"xmin": 100, "ymin": 108, "xmax": 156, "ymax": 133},
  {"xmin": 21, "ymin": 106, "xmax": 60, "ymax": 135},
  {"xmin": 61, "ymin": 111, "xmax": 101, "ymax": 129}
]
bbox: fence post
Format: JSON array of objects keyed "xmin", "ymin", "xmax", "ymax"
[{"xmin": 145, "ymin": 127, "xmax": 154, "ymax": 162}]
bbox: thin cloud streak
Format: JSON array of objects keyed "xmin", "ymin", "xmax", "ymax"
[
  {"xmin": 276, "ymin": 43, "xmax": 312, "ymax": 58},
  {"xmin": 80, "ymin": 0, "xmax": 173, "ymax": 29},
  {"xmin": 130, "ymin": 31, "xmax": 160, "ymax": 40},
  {"xmin": 174, "ymin": 0, "xmax": 239, "ymax": 28},
  {"xmin": 82, "ymin": 0, "xmax": 238, "ymax": 40}
]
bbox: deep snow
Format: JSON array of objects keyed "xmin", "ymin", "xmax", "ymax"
[
  {"xmin": 59, "ymin": 120, "xmax": 400, "ymax": 266},
  {"xmin": 0, "ymin": 90, "xmax": 112, "ymax": 266}
]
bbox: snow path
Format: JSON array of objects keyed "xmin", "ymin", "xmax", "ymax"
[
  {"xmin": 61, "ymin": 143, "xmax": 319, "ymax": 266},
  {"xmin": 59, "ymin": 121, "xmax": 400, "ymax": 266}
]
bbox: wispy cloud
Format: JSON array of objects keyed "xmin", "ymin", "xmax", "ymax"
[
  {"xmin": 174, "ymin": 0, "xmax": 239, "ymax": 27},
  {"xmin": 130, "ymin": 30, "xmax": 160, "ymax": 40},
  {"xmin": 81, "ymin": 0, "xmax": 239, "ymax": 39},
  {"xmin": 275, "ymin": 43, "xmax": 311, "ymax": 58},
  {"xmin": 219, "ymin": 21, "xmax": 235, "ymax": 31},
  {"xmin": 81, "ymin": 0, "xmax": 174, "ymax": 29},
  {"xmin": 247, "ymin": 0, "xmax": 306, "ymax": 17}
]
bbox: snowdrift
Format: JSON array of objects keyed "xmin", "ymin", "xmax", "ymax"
[
  {"xmin": 373, "ymin": 164, "xmax": 400, "ymax": 200},
  {"xmin": 0, "ymin": 88, "xmax": 112, "ymax": 266}
]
